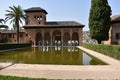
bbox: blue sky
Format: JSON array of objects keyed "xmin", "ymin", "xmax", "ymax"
[{"xmin": 0, "ymin": 0, "xmax": 120, "ymax": 31}]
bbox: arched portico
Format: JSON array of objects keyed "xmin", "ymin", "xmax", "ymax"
[
  {"xmin": 72, "ymin": 32, "xmax": 79, "ymax": 46},
  {"xmin": 34, "ymin": 28, "xmax": 82, "ymax": 47},
  {"xmin": 36, "ymin": 32, "xmax": 42, "ymax": 45},
  {"xmin": 52, "ymin": 30, "xmax": 61, "ymax": 46},
  {"xmin": 63, "ymin": 32, "xmax": 70, "ymax": 46},
  {"xmin": 44, "ymin": 32, "xmax": 51, "ymax": 46}
]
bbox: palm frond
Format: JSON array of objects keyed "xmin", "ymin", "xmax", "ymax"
[
  {"xmin": 5, "ymin": 5, "xmax": 25, "ymax": 43},
  {"xmin": 0, "ymin": 19, "xmax": 5, "ymax": 24},
  {"xmin": 0, "ymin": 25, "xmax": 8, "ymax": 29}
]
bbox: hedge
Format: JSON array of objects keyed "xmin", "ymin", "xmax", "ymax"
[
  {"xmin": 0, "ymin": 43, "xmax": 31, "ymax": 51},
  {"xmin": 83, "ymin": 44, "xmax": 120, "ymax": 60},
  {"xmin": 0, "ymin": 75, "xmax": 47, "ymax": 80}
]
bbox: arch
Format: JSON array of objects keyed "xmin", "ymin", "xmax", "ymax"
[
  {"xmin": 72, "ymin": 32, "xmax": 79, "ymax": 46},
  {"xmin": 44, "ymin": 32, "xmax": 51, "ymax": 46},
  {"xmin": 53, "ymin": 30, "xmax": 61, "ymax": 41},
  {"xmin": 52, "ymin": 30, "xmax": 61, "ymax": 46},
  {"xmin": 63, "ymin": 32, "xmax": 70, "ymax": 46},
  {"xmin": 35, "ymin": 32, "xmax": 42, "ymax": 45}
]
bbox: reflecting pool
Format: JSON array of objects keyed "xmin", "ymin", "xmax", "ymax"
[{"xmin": 0, "ymin": 47, "xmax": 107, "ymax": 65}]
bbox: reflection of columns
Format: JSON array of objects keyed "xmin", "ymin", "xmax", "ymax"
[
  {"xmin": 79, "ymin": 28, "xmax": 82, "ymax": 46},
  {"xmin": 42, "ymin": 29, "xmax": 44, "ymax": 46},
  {"xmin": 33, "ymin": 29, "xmax": 36, "ymax": 47},
  {"xmin": 50, "ymin": 30, "xmax": 52, "ymax": 46},
  {"xmin": 79, "ymin": 49, "xmax": 83, "ymax": 65},
  {"xmin": 33, "ymin": 39, "xmax": 36, "ymax": 47}
]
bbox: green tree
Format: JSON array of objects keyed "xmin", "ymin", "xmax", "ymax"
[
  {"xmin": 89, "ymin": 0, "xmax": 112, "ymax": 44},
  {"xmin": 0, "ymin": 19, "xmax": 8, "ymax": 29},
  {"xmin": 5, "ymin": 5, "xmax": 26, "ymax": 43}
]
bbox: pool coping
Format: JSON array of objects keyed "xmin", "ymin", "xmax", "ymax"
[
  {"xmin": 0, "ymin": 46, "xmax": 120, "ymax": 79},
  {"xmin": 77, "ymin": 46, "xmax": 120, "ymax": 65}
]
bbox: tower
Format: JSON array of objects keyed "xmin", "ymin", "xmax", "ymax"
[{"xmin": 24, "ymin": 7, "xmax": 48, "ymax": 26}]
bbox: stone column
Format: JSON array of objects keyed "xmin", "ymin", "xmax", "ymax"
[
  {"xmin": 70, "ymin": 28, "xmax": 72, "ymax": 46},
  {"xmin": 50, "ymin": 29, "xmax": 53, "ymax": 46},
  {"xmin": 61, "ymin": 28, "xmax": 64, "ymax": 46},
  {"xmin": 33, "ymin": 29, "xmax": 36, "ymax": 47},
  {"xmin": 42, "ymin": 29, "xmax": 44, "ymax": 46},
  {"xmin": 79, "ymin": 28, "xmax": 82, "ymax": 46}
]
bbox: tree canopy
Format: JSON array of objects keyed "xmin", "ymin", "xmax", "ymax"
[
  {"xmin": 5, "ymin": 5, "xmax": 26, "ymax": 43},
  {"xmin": 89, "ymin": 0, "xmax": 112, "ymax": 44}
]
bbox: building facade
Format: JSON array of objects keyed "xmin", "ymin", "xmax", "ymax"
[
  {"xmin": 104, "ymin": 14, "xmax": 120, "ymax": 44},
  {"xmin": 23, "ymin": 7, "xmax": 84, "ymax": 47},
  {"xmin": 0, "ymin": 29, "xmax": 29, "ymax": 43}
]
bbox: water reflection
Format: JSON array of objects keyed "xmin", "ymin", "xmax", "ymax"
[{"xmin": 0, "ymin": 47, "xmax": 106, "ymax": 65}]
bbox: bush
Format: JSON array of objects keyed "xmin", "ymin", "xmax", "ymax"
[
  {"xmin": 0, "ymin": 43, "xmax": 31, "ymax": 51},
  {"xmin": 83, "ymin": 44, "xmax": 120, "ymax": 60},
  {"xmin": 0, "ymin": 75, "xmax": 47, "ymax": 80},
  {"xmin": 118, "ymin": 40, "xmax": 120, "ymax": 45}
]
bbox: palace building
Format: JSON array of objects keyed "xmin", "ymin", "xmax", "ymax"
[
  {"xmin": 104, "ymin": 14, "xmax": 120, "ymax": 44},
  {"xmin": 23, "ymin": 7, "xmax": 84, "ymax": 47}
]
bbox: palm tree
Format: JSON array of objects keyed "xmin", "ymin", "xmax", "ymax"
[
  {"xmin": 5, "ymin": 5, "xmax": 26, "ymax": 43},
  {"xmin": 0, "ymin": 19, "xmax": 8, "ymax": 29},
  {"xmin": 0, "ymin": 19, "xmax": 5, "ymax": 24}
]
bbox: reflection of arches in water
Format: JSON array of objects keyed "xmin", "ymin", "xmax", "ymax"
[
  {"xmin": 67, "ymin": 47, "xmax": 78, "ymax": 52},
  {"xmin": 53, "ymin": 30, "xmax": 61, "ymax": 46},
  {"xmin": 44, "ymin": 32, "xmax": 50, "ymax": 46},
  {"xmin": 43, "ymin": 47, "xmax": 49, "ymax": 52},
  {"xmin": 63, "ymin": 32, "xmax": 70, "ymax": 46},
  {"xmin": 72, "ymin": 32, "xmax": 79, "ymax": 46},
  {"xmin": 36, "ymin": 32, "xmax": 42, "ymax": 45}
]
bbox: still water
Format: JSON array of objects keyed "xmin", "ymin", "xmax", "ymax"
[{"xmin": 0, "ymin": 47, "xmax": 106, "ymax": 65}]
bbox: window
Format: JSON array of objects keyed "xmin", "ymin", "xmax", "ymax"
[
  {"xmin": 38, "ymin": 22, "xmax": 41, "ymax": 24},
  {"xmin": 20, "ymin": 34, "xmax": 23, "ymax": 38},
  {"xmin": 34, "ymin": 15, "xmax": 43, "ymax": 20},
  {"xmin": 40, "ymin": 16, "xmax": 42, "ymax": 20},
  {"xmin": 116, "ymin": 33, "xmax": 120, "ymax": 39},
  {"xmin": 34, "ymin": 16, "xmax": 37, "ymax": 20},
  {"xmin": 26, "ymin": 33, "xmax": 28, "ymax": 37}
]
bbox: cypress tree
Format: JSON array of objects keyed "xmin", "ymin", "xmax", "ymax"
[{"xmin": 89, "ymin": 0, "xmax": 112, "ymax": 44}]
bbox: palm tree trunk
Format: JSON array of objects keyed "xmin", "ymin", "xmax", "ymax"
[{"xmin": 16, "ymin": 19, "xmax": 19, "ymax": 43}]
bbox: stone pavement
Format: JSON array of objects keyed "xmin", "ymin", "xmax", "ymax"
[{"xmin": 0, "ymin": 46, "xmax": 120, "ymax": 79}]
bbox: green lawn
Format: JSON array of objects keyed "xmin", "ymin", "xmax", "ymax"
[
  {"xmin": 83, "ymin": 44, "xmax": 120, "ymax": 60},
  {"xmin": 0, "ymin": 75, "xmax": 47, "ymax": 80}
]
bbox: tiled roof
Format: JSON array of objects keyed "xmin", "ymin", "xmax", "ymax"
[
  {"xmin": 45, "ymin": 21, "xmax": 84, "ymax": 26},
  {"xmin": 111, "ymin": 14, "xmax": 120, "ymax": 22},
  {"xmin": 24, "ymin": 7, "xmax": 48, "ymax": 14},
  {"xmin": 0, "ymin": 30, "xmax": 25, "ymax": 34},
  {"xmin": 24, "ymin": 21, "xmax": 84, "ymax": 28}
]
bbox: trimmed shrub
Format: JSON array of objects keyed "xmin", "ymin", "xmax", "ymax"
[
  {"xmin": 0, "ymin": 75, "xmax": 47, "ymax": 80},
  {"xmin": 0, "ymin": 43, "xmax": 31, "ymax": 51},
  {"xmin": 83, "ymin": 44, "xmax": 120, "ymax": 60}
]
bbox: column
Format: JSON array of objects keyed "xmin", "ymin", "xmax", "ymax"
[
  {"xmin": 70, "ymin": 28, "xmax": 72, "ymax": 46},
  {"xmin": 79, "ymin": 28, "xmax": 82, "ymax": 46},
  {"xmin": 42, "ymin": 29, "xmax": 44, "ymax": 46},
  {"xmin": 33, "ymin": 29, "xmax": 36, "ymax": 47},
  {"xmin": 50, "ymin": 29, "xmax": 53, "ymax": 46},
  {"xmin": 61, "ymin": 28, "xmax": 64, "ymax": 46}
]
